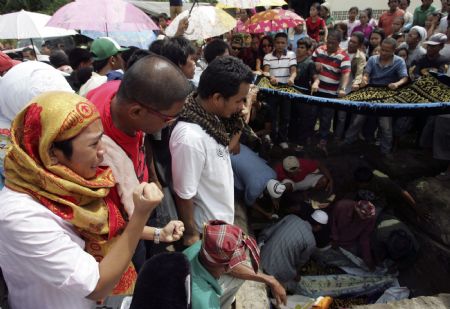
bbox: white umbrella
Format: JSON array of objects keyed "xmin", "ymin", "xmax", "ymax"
[
  {"xmin": 165, "ymin": 6, "xmax": 236, "ymax": 40},
  {"xmin": 0, "ymin": 10, "xmax": 76, "ymax": 39}
]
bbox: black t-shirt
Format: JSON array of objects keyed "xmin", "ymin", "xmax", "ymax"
[{"xmin": 294, "ymin": 56, "xmax": 316, "ymax": 90}]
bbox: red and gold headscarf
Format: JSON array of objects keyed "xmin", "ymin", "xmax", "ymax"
[{"xmin": 4, "ymin": 91, "xmax": 136, "ymax": 295}]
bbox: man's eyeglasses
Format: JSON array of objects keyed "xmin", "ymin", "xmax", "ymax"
[
  {"xmin": 262, "ymin": 44, "xmax": 272, "ymax": 48},
  {"xmin": 143, "ymin": 104, "xmax": 178, "ymax": 124},
  {"xmin": 232, "ymin": 46, "xmax": 242, "ymax": 51}
]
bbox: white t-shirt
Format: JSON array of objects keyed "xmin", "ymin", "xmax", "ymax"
[
  {"xmin": 0, "ymin": 187, "xmax": 100, "ymax": 309},
  {"xmin": 170, "ymin": 121, "xmax": 235, "ymax": 233},
  {"xmin": 79, "ymin": 72, "xmax": 107, "ymax": 97}
]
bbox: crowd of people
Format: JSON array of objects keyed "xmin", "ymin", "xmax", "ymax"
[{"xmin": 0, "ymin": 0, "xmax": 449, "ymax": 308}]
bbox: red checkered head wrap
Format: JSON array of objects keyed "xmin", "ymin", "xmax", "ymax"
[{"xmin": 200, "ymin": 220, "xmax": 260, "ymax": 273}]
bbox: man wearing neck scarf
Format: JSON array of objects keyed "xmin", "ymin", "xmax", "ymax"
[
  {"xmin": 0, "ymin": 92, "xmax": 163, "ymax": 309},
  {"xmin": 331, "ymin": 199, "xmax": 377, "ymax": 270},
  {"xmin": 170, "ymin": 57, "xmax": 287, "ymax": 307}
]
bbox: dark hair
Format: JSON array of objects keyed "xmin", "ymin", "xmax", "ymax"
[
  {"xmin": 68, "ymin": 47, "xmax": 92, "ymax": 70},
  {"xmin": 121, "ymin": 46, "xmax": 140, "ymax": 68},
  {"xmin": 92, "ymin": 58, "xmax": 110, "ymax": 73},
  {"xmin": 204, "ymin": 39, "xmax": 230, "ymax": 64},
  {"xmin": 49, "ymin": 50, "xmax": 69, "ymax": 68},
  {"xmin": 149, "ymin": 39, "xmax": 166, "ymax": 55},
  {"xmin": 258, "ymin": 35, "xmax": 273, "ymax": 58},
  {"xmin": 158, "ymin": 13, "xmax": 169, "ymax": 20},
  {"xmin": 76, "ymin": 67, "xmax": 94, "ymax": 88},
  {"xmin": 403, "ymin": 0, "xmax": 410, "ymax": 5},
  {"xmin": 365, "ymin": 7, "xmax": 373, "ymax": 19},
  {"xmin": 161, "ymin": 36, "xmax": 196, "ymax": 67},
  {"xmin": 297, "ymin": 37, "xmax": 312, "ymax": 49},
  {"xmin": 310, "ymin": 2, "xmax": 321, "ymax": 11},
  {"xmin": 351, "ymin": 31, "xmax": 365, "ymax": 45},
  {"xmin": 198, "ymin": 56, "xmax": 253, "ymax": 100},
  {"xmin": 329, "ymin": 28, "xmax": 344, "ymax": 42},
  {"xmin": 395, "ymin": 46, "xmax": 408, "ymax": 56},
  {"xmin": 126, "ymin": 49, "xmax": 152, "ymax": 70},
  {"xmin": 334, "ymin": 22, "xmax": 348, "ymax": 40},
  {"xmin": 392, "ymin": 32, "xmax": 405, "ymax": 40},
  {"xmin": 382, "ymin": 37, "xmax": 397, "ymax": 49},
  {"xmin": 117, "ymin": 55, "xmax": 191, "ymax": 110},
  {"xmin": 353, "ymin": 166, "xmax": 374, "ymax": 183},
  {"xmin": 53, "ymin": 137, "xmax": 75, "ymax": 159},
  {"xmin": 274, "ymin": 32, "xmax": 288, "ymax": 40},
  {"xmin": 349, "ymin": 6, "xmax": 359, "ymax": 13},
  {"xmin": 22, "ymin": 47, "xmax": 36, "ymax": 56}
]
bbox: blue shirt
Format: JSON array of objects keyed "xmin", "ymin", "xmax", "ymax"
[
  {"xmin": 231, "ymin": 144, "xmax": 276, "ymax": 206},
  {"xmin": 365, "ymin": 55, "xmax": 408, "ymax": 86},
  {"xmin": 183, "ymin": 241, "xmax": 222, "ymax": 309}
]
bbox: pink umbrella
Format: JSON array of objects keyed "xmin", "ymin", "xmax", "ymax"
[
  {"xmin": 242, "ymin": 9, "xmax": 304, "ymax": 33},
  {"xmin": 46, "ymin": 0, "xmax": 158, "ymax": 33}
]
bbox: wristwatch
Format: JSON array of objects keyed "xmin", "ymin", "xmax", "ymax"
[{"xmin": 154, "ymin": 228, "xmax": 161, "ymax": 244}]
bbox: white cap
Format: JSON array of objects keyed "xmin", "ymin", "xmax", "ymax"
[
  {"xmin": 311, "ymin": 210, "xmax": 328, "ymax": 225},
  {"xmin": 266, "ymin": 179, "xmax": 286, "ymax": 198}
]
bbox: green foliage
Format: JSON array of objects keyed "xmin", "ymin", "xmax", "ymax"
[{"xmin": 0, "ymin": 0, "xmax": 70, "ymax": 15}]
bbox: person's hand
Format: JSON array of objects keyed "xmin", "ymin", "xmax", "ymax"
[
  {"xmin": 287, "ymin": 77, "xmax": 295, "ymax": 86},
  {"xmin": 337, "ymin": 89, "xmax": 346, "ymax": 98},
  {"xmin": 325, "ymin": 178, "xmax": 334, "ymax": 194},
  {"xmin": 132, "ymin": 182, "xmax": 163, "ymax": 215},
  {"xmin": 183, "ymin": 232, "xmax": 200, "ymax": 247},
  {"xmin": 175, "ymin": 17, "xmax": 189, "ymax": 36},
  {"xmin": 268, "ymin": 276, "xmax": 287, "ymax": 306},
  {"xmin": 160, "ymin": 220, "xmax": 185, "ymax": 242},
  {"xmin": 311, "ymin": 82, "xmax": 319, "ymax": 95},
  {"xmin": 270, "ymin": 76, "xmax": 278, "ymax": 85},
  {"xmin": 351, "ymin": 84, "xmax": 360, "ymax": 91},
  {"xmin": 388, "ymin": 82, "xmax": 399, "ymax": 90},
  {"xmin": 247, "ymin": 85, "xmax": 258, "ymax": 105},
  {"xmin": 359, "ymin": 79, "xmax": 368, "ymax": 88}
]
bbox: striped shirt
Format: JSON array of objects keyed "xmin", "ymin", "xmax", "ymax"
[
  {"xmin": 312, "ymin": 45, "xmax": 351, "ymax": 95},
  {"xmin": 263, "ymin": 50, "xmax": 297, "ymax": 84}
]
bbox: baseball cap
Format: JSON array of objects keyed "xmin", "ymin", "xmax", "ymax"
[
  {"xmin": 266, "ymin": 179, "xmax": 286, "ymax": 198},
  {"xmin": 424, "ymin": 33, "xmax": 447, "ymax": 46},
  {"xmin": 90, "ymin": 37, "xmax": 129, "ymax": 61},
  {"xmin": 311, "ymin": 210, "xmax": 328, "ymax": 225},
  {"xmin": 200, "ymin": 220, "xmax": 260, "ymax": 273},
  {"xmin": 283, "ymin": 156, "xmax": 300, "ymax": 173}
]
